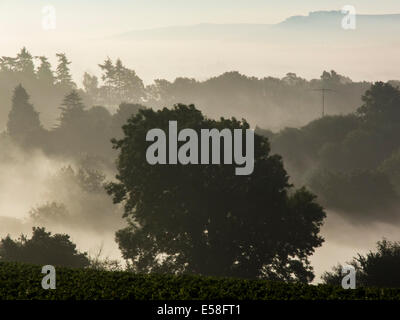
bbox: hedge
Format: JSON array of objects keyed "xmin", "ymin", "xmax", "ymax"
[{"xmin": 0, "ymin": 261, "xmax": 399, "ymax": 300}]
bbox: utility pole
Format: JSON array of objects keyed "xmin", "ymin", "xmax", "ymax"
[{"xmin": 311, "ymin": 88, "xmax": 335, "ymax": 117}]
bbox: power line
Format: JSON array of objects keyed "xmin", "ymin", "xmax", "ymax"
[{"xmin": 311, "ymin": 88, "xmax": 335, "ymax": 117}]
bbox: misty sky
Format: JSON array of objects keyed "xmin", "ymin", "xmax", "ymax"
[
  {"xmin": 1, "ymin": 1, "xmax": 400, "ymax": 85},
  {"xmin": 1, "ymin": 0, "xmax": 399, "ymax": 37}
]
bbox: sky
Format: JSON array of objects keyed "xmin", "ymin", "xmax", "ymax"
[{"xmin": 1, "ymin": 0, "xmax": 400, "ymax": 37}]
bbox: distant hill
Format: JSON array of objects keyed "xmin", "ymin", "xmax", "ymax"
[
  {"xmin": 112, "ymin": 11, "xmax": 400, "ymax": 42},
  {"xmin": 279, "ymin": 10, "xmax": 400, "ymax": 29}
]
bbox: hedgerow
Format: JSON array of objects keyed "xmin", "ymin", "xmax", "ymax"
[{"xmin": 1, "ymin": 261, "xmax": 400, "ymax": 300}]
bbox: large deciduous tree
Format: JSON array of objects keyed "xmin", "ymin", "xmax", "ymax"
[
  {"xmin": 107, "ymin": 104, "xmax": 326, "ymax": 282},
  {"xmin": 357, "ymin": 82, "xmax": 400, "ymax": 123}
]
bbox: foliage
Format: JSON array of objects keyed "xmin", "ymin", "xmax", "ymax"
[
  {"xmin": 0, "ymin": 227, "xmax": 90, "ymax": 268},
  {"xmin": 322, "ymin": 239, "xmax": 400, "ymax": 288},
  {"xmin": 2, "ymin": 261, "xmax": 400, "ymax": 299},
  {"xmin": 308, "ymin": 169, "xmax": 399, "ymax": 221},
  {"xmin": 55, "ymin": 53, "xmax": 76, "ymax": 89},
  {"xmin": 0, "ymin": 48, "xmax": 86, "ymax": 130},
  {"xmin": 6, "ymin": 84, "xmax": 43, "ymax": 146},
  {"xmin": 107, "ymin": 104, "xmax": 326, "ymax": 281},
  {"xmin": 98, "ymin": 57, "xmax": 145, "ymax": 105},
  {"xmin": 357, "ymin": 81, "xmax": 400, "ymax": 123},
  {"xmin": 58, "ymin": 90, "xmax": 86, "ymax": 128},
  {"xmin": 268, "ymin": 82, "xmax": 400, "ymax": 223},
  {"xmin": 379, "ymin": 148, "xmax": 400, "ymax": 195},
  {"xmin": 15, "ymin": 47, "xmax": 35, "ymax": 76},
  {"xmin": 0, "ymin": 47, "xmax": 372, "ymax": 140},
  {"xmin": 36, "ymin": 56, "xmax": 55, "ymax": 86},
  {"xmin": 87, "ymin": 246, "xmax": 123, "ymax": 272}
]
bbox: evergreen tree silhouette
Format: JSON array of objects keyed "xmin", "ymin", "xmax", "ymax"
[
  {"xmin": 56, "ymin": 53, "xmax": 75, "ymax": 88},
  {"xmin": 15, "ymin": 47, "xmax": 35, "ymax": 76},
  {"xmin": 36, "ymin": 56, "xmax": 55, "ymax": 85},
  {"xmin": 7, "ymin": 84, "xmax": 42, "ymax": 145},
  {"xmin": 58, "ymin": 90, "xmax": 85, "ymax": 128}
]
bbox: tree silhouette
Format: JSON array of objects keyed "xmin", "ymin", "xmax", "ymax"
[
  {"xmin": 106, "ymin": 104, "xmax": 326, "ymax": 281},
  {"xmin": 98, "ymin": 57, "xmax": 116, "ymax": 104},
  {"xmin": 36, "ymin": 56, "xmax": 55, "ymax": 86},
  {"xmin": 0, "ymin": 227, "xmax": 89, "ymax": 268},
  {"xmin": 98, "ymin": 57, "xmax": 145, "ymax": 105},
  {"xmin": 58, "ymin": 90, "xmax": 85, "ymax": 128},
  {"xmin": 111, "ymin": 102, "xmax": 143, "ymax": 138},
  {"xmin": 83, "ymin": 72, "xmax": 99, "ymax": 100},
  {"xmin": 357, "ymin": 82, "xmax": 400, "ymax": 123},
  {"xmin": 113, "ymin": 58, "xmax": 145, "ymax": 103},
  {"xmin": 7, "ymin": 84, "xmax": 43, "ymax": 146},
  {"xmin": 55, "ymin": 53, "xmax": 75, "ymax": 89},
  {"xmin": 0, "ymin": 56, "xmax": 17, "ymax": 72},
  {"xmin": 322, "ymin": 239, "xmax": 400, "ymax": 288},
  {"xmin": 15, "ymin": 47, "xmax": 35, "ymax": 76}
]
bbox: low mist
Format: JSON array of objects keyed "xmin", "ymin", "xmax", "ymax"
[{"xmin": 0, "ymin": 139, "xmax": 124, "ymax": 262}]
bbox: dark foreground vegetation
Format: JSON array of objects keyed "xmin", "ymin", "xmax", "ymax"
[{"xmin": 1, "ymin": 261, "xmax": 400, "ymax": 300}]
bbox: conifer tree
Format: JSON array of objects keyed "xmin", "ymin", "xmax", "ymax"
[
  {"xmin": 55, "ymin": 53, "xmax": 76, "ymax": 88},
  {"xmin": 98, "ymin": 57, "xmax": 115, "ymax": 86},
  {"xmin": 7, "ymin": 84, "xmax": 42, "ymax": 144},
  {"xmin": 15, "ymin": 47, "xmax": 35, "ymax": 76},
  {"xmin": 98, "ymin": 57, "xmax": 144, "ymax": 104},
  {"xmin": 58, "ymin": 90, "xmax": 85, "ymax": 128},
  {"xmin": 36, "ymin": 56, "xmax": 55, "ymax": 85}
]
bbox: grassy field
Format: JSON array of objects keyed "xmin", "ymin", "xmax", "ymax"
[{"xmin": 0, "ymin": 261, "xmax": 399, "ymax": 300}]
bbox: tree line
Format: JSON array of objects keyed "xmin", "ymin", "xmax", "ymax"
[
  {"xmin": 0, "ymin": 48, "xmax": 373, "ymax": 132},
  {"xmin": 264, "ymin": 82, "xmax": 400, "ymax": 224},
  {"xmin": 4, "ymin": 84, "xmax": 143, "ymax": 169}
]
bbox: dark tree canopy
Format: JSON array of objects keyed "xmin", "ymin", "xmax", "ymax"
[
  {"xmin": 107, "ymin": 104, "xmax": 326, "ymax": 282},
  {"xmin": 266, "ymin": 82, "xmax": 400, "ymax": 224},
  {"xmin": 357, "ymin": 82, "xmax": 400, "ymax": 123},
  {"xmin": 7, "ymin": 84, "xmax": 43, "ymax": 146},
  {"xmin": 322, "ymin": 239, "xmax": 400, "ymax": 288},
  {"xmin": 309, "ymin": 169, "xmax": 399, "ymax": 222},
  {"xmin": 0, "ymin": 227, "xmax": 89, "ymax": 268}
]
